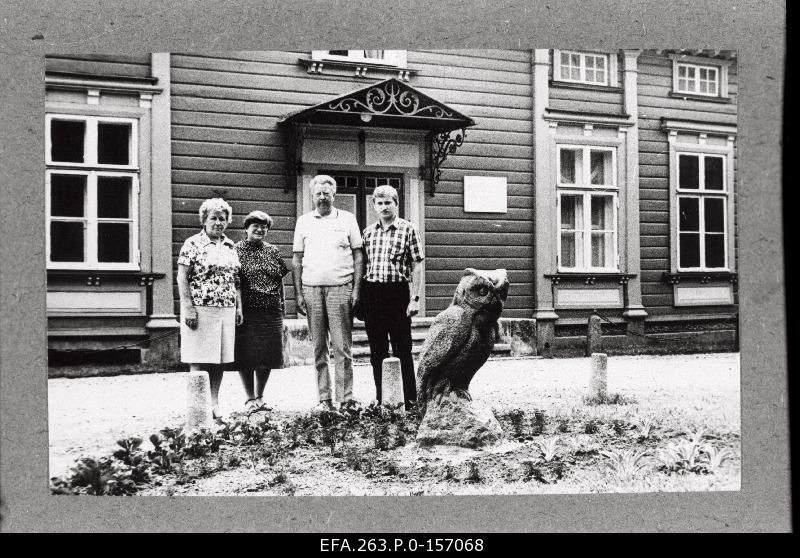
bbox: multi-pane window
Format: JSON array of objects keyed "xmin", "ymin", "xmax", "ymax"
[
  {"xmin": 557, "ymin": 51, "xmax": 609, "ymax": 85},
  {"xmin": 312, "ymin": 50, "xmax": 406, "ymax": 67},
  {"xmin": 676, "ymin": 63, "xmax": 719, "ymax": 96},
  {"xmin": 46, "ymin": 114, "xmax": 139, "ymax": 269},
  {"xmin": 327, "ymin": 50, "xmax": 385, "ymax": 60},
  {"xmin": 676, "ymin": 153, "xmax": 727, "ymax": 269},
  {"xmin": 557, "ymin": 146, "xmax": 618, "ymax": 270}
]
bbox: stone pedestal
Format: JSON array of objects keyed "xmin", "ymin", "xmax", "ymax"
[
  {"xmin": 416, "ymin": 394, "xmax": 504, "ymax": 449},
  {"xmin": 381, "ymin": 357, "xmax": 404, "ymax": 406},
  {"xmin": 587, "ymin": 313, "xmax": 603, "ymax": 356},
  {"xmin": 590, "ymin": 353, "xmax": 608, "ymax": 399},
  {"xmin": 499, "ymin": 318, "xmax": 538, "ymax": 356},
  {"xmin": 186, "ymin": 371, "xmax": 212, "ymax": 431}
]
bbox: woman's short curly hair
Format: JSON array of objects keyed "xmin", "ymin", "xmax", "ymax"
[{"xmin": 198, "ymin": 198, "xmax": 233, "ymax": 224}]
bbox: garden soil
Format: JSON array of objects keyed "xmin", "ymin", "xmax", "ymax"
[{"xmin": 48, "ymin": 353, "xmax": 741, "ymax": 494}]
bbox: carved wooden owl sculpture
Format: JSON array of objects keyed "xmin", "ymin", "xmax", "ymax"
[{"xmin": 416, "ymin": 268, "xmax": 509, "ymax": 417}]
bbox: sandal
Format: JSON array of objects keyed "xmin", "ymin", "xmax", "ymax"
[
  {"xmin": 245, "ymin": 398, "xmax": 258, "ymax": 412},
  {"xmin": 254, "ymin": 396, "xmax": 267, "ymax": 410}
]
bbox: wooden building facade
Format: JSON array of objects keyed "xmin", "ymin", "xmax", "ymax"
[{"xmin": 44, "ymin": 50, "xmax": 738, "ymax": 363}]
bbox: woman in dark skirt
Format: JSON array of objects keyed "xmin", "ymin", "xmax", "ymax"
[{"xmin": 235, "ymin": 210, "xmax": 291, "ymax": 411}]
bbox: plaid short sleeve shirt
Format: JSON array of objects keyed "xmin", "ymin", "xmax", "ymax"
[{"xmin": 363, "ymin": 217, "xmax": 424, "ymax": 283}]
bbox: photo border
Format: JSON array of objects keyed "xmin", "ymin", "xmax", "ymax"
[{"xmin": 0, "ymin": 0, "xmax": 788, "ymax": 532}]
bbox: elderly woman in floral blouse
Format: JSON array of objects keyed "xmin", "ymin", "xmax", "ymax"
[
  {"xmin": 177, "ymin": 198, "xmax": 243, "ymax": 422},
  {"xmin": 234, "ymin": 210, "xmax": 291, "ymax": 412}
]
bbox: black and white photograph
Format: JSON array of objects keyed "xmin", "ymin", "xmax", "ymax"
[
  {"xmin": 44, "ymin": 48, "xmax": 743, "ymax": 497},
  {"xmin": 0, "ymin": 0, "xmax": 788, "ymax": 535}
]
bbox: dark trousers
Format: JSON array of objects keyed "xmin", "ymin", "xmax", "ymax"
[{"xmin": 362, "ymin": 280, "xmax": 417, "ymax": 406}]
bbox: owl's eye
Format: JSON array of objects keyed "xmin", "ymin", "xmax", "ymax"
[{"xmin": 479, "ymin": 286, "xmax": 489, "ymax": 296}]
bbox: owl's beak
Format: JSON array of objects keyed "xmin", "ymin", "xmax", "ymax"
[{"xmin": 490, "ymin": 269, "xmax": 508, "ymax": 290}]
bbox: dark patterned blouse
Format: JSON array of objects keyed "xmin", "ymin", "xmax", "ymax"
[{"xmin": 235, "ymin": 240, "xmax": 290, "ymax": 313}]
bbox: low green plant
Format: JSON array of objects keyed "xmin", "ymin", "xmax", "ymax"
[
  {"xmin": 184, "ymin": 429, "xmax": 222, "ymax": 458},
  {"xmin": 583, "ymin": 419, "xmax": 599, "ymax": 434},
  {"xmin": 501, "ymin": 408, "xmax": 526, "ymax": 438},
  {"xmin": 600, "ymin": 449, "xmax": 650, "ymax": 481},
  {"xmin": 344, "ymin": 445, "xmax": 363, "ymax": 471},
  {"xmin": 702, "ymin": 445, "xmax": 734, "ymax": 473},
  {"xmin": 531, "ymin": 410, "xmax": 547, "ymax": 436},
  {"xmin": 51, "ymin": 457, "xmax": 139, "ymax": 496},
  {"xmin": 635, "ymin": 415, "xmax": 658, "ymax": 441},
  {"xmin": 583, "ymin": 392, "xmax": 637, "ymax": 406},
  {"xmin": 556, "ymin": 420, "xmax": 570, "ymax": 433},
  {"xmin": 465, "ymin": 460, "xmax": 482, "ymax": 483},
  {"xmin": 373, "ymin": 423, "xmax": 391, "ymax": 451},
  {"xmin": 317, "ymin": 409, "xmax": 344, "ymax": 453},
  {"xmin": 611, "ymin": 420, "xmax": 626, "ymax": 436},
  {"xmin": 148, "ymin": 427, "xmax": 187, "ymax": 473},
  {"xmin": 384, "ymin": 460, "xmax": 401, "ymax": 477},
  {"xmin": 112, "ymin": 437, "xmax": 150, "ymax": 483},
  {"xmin": 521, "ymin": 460, "xmax": 547, "ymax": 483},
  {"xmin": 536, "ymin": 437, "xmax": 560, "ymax": 462},
  {"xmin": 658, "ymin": 438, "xmax": 703, "ymax": 475}
]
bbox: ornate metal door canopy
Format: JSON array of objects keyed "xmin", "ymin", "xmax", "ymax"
[
  {"xmin": 278, "ymin": 78, "xmax": 475, "ymax": 193},
  {"xmin": 428, "ymin": 129, "xmax": 467, "ymax": 196}
]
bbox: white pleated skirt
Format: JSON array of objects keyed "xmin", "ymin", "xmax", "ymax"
[{"xmin": 180, "ymin": 306, "xmax": 236, "ymax": 364}]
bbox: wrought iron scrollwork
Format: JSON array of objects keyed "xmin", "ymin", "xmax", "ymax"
[
  {"xmin": 328, "ymin": 80, "xmax": 454, "ymax": 119},
  {"xmin": 283, "ymin": 124, "xmax": 310, "ymax": 193},
  {"xmin": 427, "ymin": 129, "xmax": 466, "ymax": 196}
]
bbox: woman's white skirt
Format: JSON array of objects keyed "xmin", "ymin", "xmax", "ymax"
[{"xmin": 180, "ymin": 306, "xmax": 236, "ymax": 364}]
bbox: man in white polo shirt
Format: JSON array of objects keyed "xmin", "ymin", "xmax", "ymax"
[{"xmin": 293, "ymin": 175, "xmax": 364, "ymax": 411}]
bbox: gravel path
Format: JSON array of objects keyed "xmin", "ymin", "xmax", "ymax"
[{"xmin": 48, "ymin": 352, "xmax": 740, "ymax": 478}]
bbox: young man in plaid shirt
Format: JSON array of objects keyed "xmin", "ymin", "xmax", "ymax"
[{"xmin": 361, "ymin": 185, "xmax": 424, "ymax": 409}]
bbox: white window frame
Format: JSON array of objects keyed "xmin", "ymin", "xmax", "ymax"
[
  {"xmin": 675, "ymin": 152, "xmax": 729, "ymax": 271},
  {"xmin": 670, "ymin": 54, "xmax": 731, "ymax": 98},
  {"xmin": 311, "ymin": 50, "xmax": 407, "ymax": 67},
  {"xmin": 556, "ymin": 144, "xmax": 619, "ymax": 272},
  {"xmin": 552, "ymin": 50, "xmax": 619, "ymax": 87},
  {"xmin": 664, "ymin": 122, "xmax": 737, "ymax": 275},
  {"xmin": 46, "ymin": 113, "xmax": 140, "ymax": 270},
  {"xmin": 676, "ymin": 63, "xmax": 719, "ymax": 96}
]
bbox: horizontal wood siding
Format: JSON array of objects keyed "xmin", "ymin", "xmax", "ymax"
[
  {"xmin": 408, "ymin": 51, "xmax": 534, "ymax": 317},
  {"xmin": 637, "ymin": 53, "xmax": 738, "ymax": 316},
  {"xmin": 548, "ymin": 51, "xmax": 625, "ymax": 115},
  {"xmin": 45, "ymin": 54, "xmax": 151, "ymax": 78},
  {"xmin": 169, "ymin": 50, "xmax": 536, "ymax": 317},
  {"xmin": 170, "ymin": 52, "xmax": 303, "ymax": 314}
]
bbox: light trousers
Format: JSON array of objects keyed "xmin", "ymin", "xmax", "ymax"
[{"xmin": 302, "ymin": 283, "xmax": 354, "ymax": 403}]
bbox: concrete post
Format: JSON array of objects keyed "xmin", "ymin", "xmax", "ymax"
[
  {"xmin": 381, "ymin": 357, "xmax": 404, "ymax": 406},
  {"xmin": 587, "ymin": 313, "xmax": 603, "ymax": 356},
  {"xmin": 590, "ymin": 353, "xmax": 608, "ymax": 400},
  {"xmin": 186, "ymin": 370, "xmax": 212, "ymax": 431}
]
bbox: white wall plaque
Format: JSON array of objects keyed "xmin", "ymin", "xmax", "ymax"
[
  {"xmin": 674, "ymin": 285, "xmax": 734, "ymax": 306},
  {"xmin": 47, "ymin": 291, "xmax": 142, "ymax": 313},
  {"xmin": 464, "ymin": 176, "xmax": 507, "ymax": 213},
  {"xmin": 556, "ymin": 287, "xmax": 622, "ymax": 308}
]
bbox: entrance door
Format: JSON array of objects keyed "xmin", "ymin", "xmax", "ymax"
[{"xmin": 322, "ymin": 171, "xmax": 404, "ymax": 232}]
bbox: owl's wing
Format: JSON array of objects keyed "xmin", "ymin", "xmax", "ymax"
[{"xmin": 417, "ymin": 305, "xmax": 471, "ymax": 386}]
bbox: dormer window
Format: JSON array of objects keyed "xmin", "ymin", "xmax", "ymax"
[
  {"xmin": 311, "ymin": 50, "xmax": 407, "ymax": 67},
  {"xmin": 670, "ymin": 54, "xmax": 731, "ymax": 100},
  {"xmin": 552, "ymin": 50, "xmax": 619, "ymax": 87}
]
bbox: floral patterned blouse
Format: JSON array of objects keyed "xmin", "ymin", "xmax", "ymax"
[
  {"xmin": 178, "ymin": 230, "xmax": 241, "ymax": 307},
  {"xmin": 235, "ymin": 240, "xmax": 290, "ymax": 313}
]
